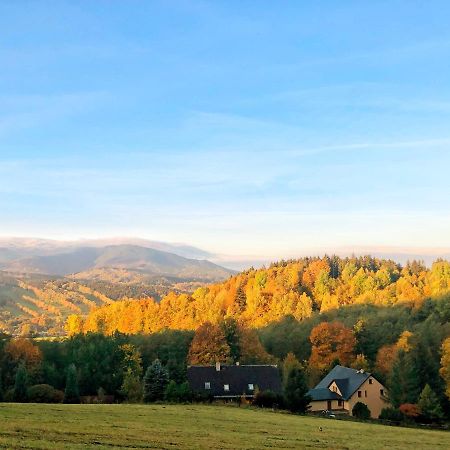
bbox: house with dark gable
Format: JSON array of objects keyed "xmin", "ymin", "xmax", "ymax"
[
  {"xmin": 307, "ymin": 365, "xmax": 389, "ymax": 418},
  {"xmin": 187, "ymin": 362, "xmax": 282, "ymax": 399}
]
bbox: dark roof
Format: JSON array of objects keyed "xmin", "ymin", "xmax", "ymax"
[
  {"xmin": 314, "ymin": 365, "xmax": 371, "ymax": 400},
  {"xmin": 187, "ymin": 364, "xmax": 282, "ymax": 397},
  {"xmin": 307, "ymin": 388, "xmax": 341, "ymax": 401}
]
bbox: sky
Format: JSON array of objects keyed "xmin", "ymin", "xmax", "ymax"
[{"xmin": 1, "ymin": 1, "xmax": 450, "ymax": 261}]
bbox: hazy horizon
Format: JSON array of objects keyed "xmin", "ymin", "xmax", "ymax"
[
  {"xmin": 0, "ymin": 234, "xmax": 449, "ymax": 271},
  {"xmin": 1, "ymin": 1, "xmax": 449, "ymax": 259}
]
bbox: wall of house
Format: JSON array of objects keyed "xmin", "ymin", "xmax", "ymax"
[
  {"xmin": 345, "ymin": 377, "xmax": 389, "ymax": 418},
  {"xmin": 309, "ymin": 399, "xmax": 345, "ymax": 413}
]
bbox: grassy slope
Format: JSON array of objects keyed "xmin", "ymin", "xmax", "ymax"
[{"xmin": 0, "ymin": 404, "xmax": 448, "ymax": 449}]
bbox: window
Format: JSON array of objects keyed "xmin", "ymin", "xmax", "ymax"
[
  {"xmin": 338, "ymin": 400, "xmax": 343, "ymax": 407},
  {"xmin": 248, "ymin": 384, "xmax": 254, "ymax": 391},
  {"xmin": 224, "ymin": 384, "xmax": 230, "ymax": 391},
  {"xmin": 369, "ymin": 378, "xmax": 373, "ymax": 385},
  {"xmin": 204, "ymin": 382, "xmax": 210, "ymax": 390},
  {"xmin": 365, "ymin": 391, "xmax": 367, "ymax": 398},
  {"xmin": 358, "ymin": 391, "xmax": 362, "ymax": 398},
  {"xmin": 380, "ymin": 389, "xmax": 384, "ymax": 396}
]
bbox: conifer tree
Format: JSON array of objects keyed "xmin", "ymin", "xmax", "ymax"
[
  {"xmin": 63, "ymin": 364, "xmax": 80, "ymax": 404},
  {"xmin": 282, "ymin": 352, "xmax": 302, "ymax": 388},
  {"xmin": 143, "ymin": 359, "xmax": 169, "ymax": 402},
  {"xmin": 389, "ymin": 351, "xmax": 420, "ymax": 407},
  {"xmin": 418, "ymin": 384, "xmax": 444, "ymax": 421},
  {"xmin": 13, "ymin": 363, "xmax": 28, "ymax": 402},
  {"xmin": 284, "ymin": 366, "xmax": 311, "ymax": 413},
  {"xmin": 234, "ymin": 285, "xmax": 247, "ymax": 312},
  {"xmin": 220, "ymin": 318, "xmax": 241, "ymax": 363}
]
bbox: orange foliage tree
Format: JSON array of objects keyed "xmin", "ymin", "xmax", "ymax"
[
  {"xmin": 309, "ymin": 321, "xmax": 356, "ymax": 371},
  {"xmin": 188, "ymin": 322, "xmax": 231, "ymax": 365}
]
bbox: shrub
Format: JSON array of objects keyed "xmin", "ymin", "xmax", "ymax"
[
  {"xmin": 379, "ymin": 407, "xmax": 404, "ymax": 422},
  {"xmin": 352, "ymin": 402, "xmax": 371, "ymax": 420},
  {"xmin": 164, "ymin": 381, "xmax": 192, "ymax": 403},
  {"xmin": 399, "ymin": 403, "xmax": 420, "ymax": 419},
  {"xmin": 253, "ymin": 389, "xmax": 281, "ymax": 408},
  {"xmin": 27, "ymin": 384, "xmax": 64, "ymax": 403}
]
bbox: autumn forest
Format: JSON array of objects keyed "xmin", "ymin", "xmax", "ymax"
[{"xmin": 1, "ymin": 255, "xmax": 450, "ymax": 422}]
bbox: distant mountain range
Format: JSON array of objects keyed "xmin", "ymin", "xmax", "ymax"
[{"xmin": 0, "ymin": 239, "xmax": 234, "ymax": 281}]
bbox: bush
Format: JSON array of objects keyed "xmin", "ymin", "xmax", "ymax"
[
  {"xmin": 352, "ymin": 402, "xmax": 371, "ymax": 420},
  {"xmin": 253, "ymin": 389, "xmax": 281, "ymax": 408},
  {"xmin": 399, "ymin": 403, "xmax": 420, "ymax": 419},
  {"xmin": 164, "ymin": 381, "xmax": 192, "ymax": 403},
  {"xmin": 379, "ymin": 407, "xmax": 404, "ymax": 422},
  {"xmin": 27, "ymin": 384, "xmax": 64, "ymax": 403},
  {"xmin": 4, "ymin": 388, "xmax": 14, "ymax": 402}
]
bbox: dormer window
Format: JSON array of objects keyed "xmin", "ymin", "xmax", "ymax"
[
  {"xmin": 248, "ymin": 384, "xmax": 254, "ymax": 391},
  {"xmin": 224, "ymin": 384, "xmax": 230, "ymax": 391},
  {"xmin": 204, "ymin": 382, "xmax": 210, "ymax": 390}
]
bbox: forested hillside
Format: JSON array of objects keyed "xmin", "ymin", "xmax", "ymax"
[
  {"xmin": 71, "ymin": 256, "xmax": 450, "ymax": 334},
  {"xmin": 1, "ymin": 255, "xmax": 449, "ymax": 421},
  {"xmin": 0, "ymin": 274, "xmax": 200, "ymax": 336}
]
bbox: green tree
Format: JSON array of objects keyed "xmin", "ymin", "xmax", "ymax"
[
  {"xmin": 63, "ymin": 364, "xmax": 80, "ymax": 404},
  {"xmin": 164, "ymin": 380, "xmax": 192, "ymax": 403},
  {"xmin": 120, "ymin": 343, "xmax": 143, "ymax": 402},
  {"xmin": 143, "ymin": 359, "xmax": 169, "ymax": 402},
  {"xmin": 389, "ymin": 351, "xmax": 420, "ymax": 407},
  {"xmin": 282, "ymin": 352, "xmax": 302, "ymax": 388},
  {"xmin": 284, "ymin": 366, "xmax": 311, "ymax": 413},
  {"xmin": 418, "ymin": 384, "xmax": 444, "ymax": 422},
  {"xmin": 120, "ymin": 369, "xmax": 142, "ymax": 403},
  {"xmin": 220, "ymin": 318, "xmax": 241, "ymax": 363},
  {"xmin": 13, "ymin": 363, "xmax": 28, "ymax": 402}
]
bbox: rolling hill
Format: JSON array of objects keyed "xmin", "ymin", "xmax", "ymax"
[
  {"xmin": 0, "ymin": 239, "xmax": 234, "ymax": 336},
  {"xmin": 0, "ymin": 244, "xmax": 233, "ymax": 280}
]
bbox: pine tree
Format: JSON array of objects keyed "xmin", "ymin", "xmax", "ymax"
[
  {"xmin": 13, "ymin": 363, "xmax": 28, "ymax": 402},
  {"xmin": 143, "ymin": 359, "xmax": 169, "ymax": 402},
  {"xmin": 284, "ymin": 366, "xmax": 311, "ymax": 413},
  {"xmin": 418, "ymin": 384, "xmax": 444, "ymax": 422},
  {"xmin": 220, "ymin": 318, "xmax": 241, "ymax": 363},
  {"xmin": 63, "ymin": 364, "xmax": 80, "ymax": 404},
  {"xmin": 389, "ymin": 351, "xmax": 420, "ymax": 407},
  {"xmin": 282, "ymin": 353, "xmax": 302, "ymax": 389},
  {"xmin": 235, "ymin": 285, "xmax": 247, "ymax": 313}
]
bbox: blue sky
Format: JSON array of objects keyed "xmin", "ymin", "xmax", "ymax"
[{"xmin": 1, "ymin": 1, "xmax": 450, "ymax": 260}]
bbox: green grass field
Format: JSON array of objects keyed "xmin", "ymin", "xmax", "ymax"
[{"xmin": 0, "ymin": 403, "xmax": 448, "ymax": 449}]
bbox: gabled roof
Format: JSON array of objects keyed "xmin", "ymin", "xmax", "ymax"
[
  {"xmin": 314, "ymin": 365, "xmax": 371, "ymax": 400},
  {"xmin": 307, "ymin": 388, "xmax": 341, "ymax": 401},
  {"xmin": 187, "ymin": 364, "xmax": 282, "ymax": 397}
]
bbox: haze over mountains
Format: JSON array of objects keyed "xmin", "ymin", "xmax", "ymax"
[{"xmin": 0, "ymin": 238, "xmax": 233, "ymax": 281}]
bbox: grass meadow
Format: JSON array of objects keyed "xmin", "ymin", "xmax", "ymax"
[{"xmin": 0, "ymin": 403, "xmax": 448, "ymax": 449}]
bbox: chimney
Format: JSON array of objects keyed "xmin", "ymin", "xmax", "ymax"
[{"xmin": 215, "ymin": 362, "xmax": 221, "ymax": 371}]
